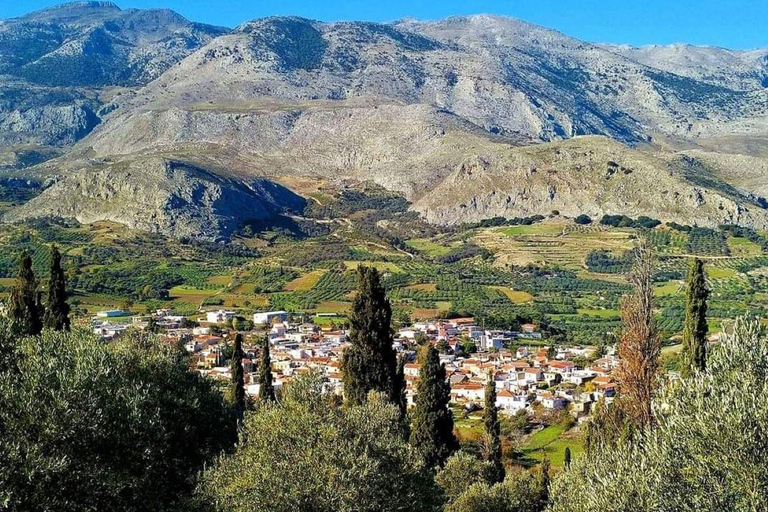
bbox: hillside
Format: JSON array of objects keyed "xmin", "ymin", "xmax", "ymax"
[{"xmin": 2, "ymin": 5, "xmax": 768, "ymax": 238}]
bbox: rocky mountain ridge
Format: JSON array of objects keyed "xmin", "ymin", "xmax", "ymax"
[{"xmin": 3, "ymin": 4, "xmax": 768, "ymax": 238}]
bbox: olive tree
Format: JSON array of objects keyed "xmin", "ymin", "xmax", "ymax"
[
  {"xmin": 0, "ymin": 327, "xmax": 235, "ymax": 512},
  {"xmin": 550, "ymin": 317, "xmax": 768, "ymax": 512},
  {"xmin": 198, "ymin": 373, "xmax": 439, "ymax": 512}
]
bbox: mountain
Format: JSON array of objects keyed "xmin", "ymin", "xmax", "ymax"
[
  {"xmin": 3, "ymin": 6, "xmax": 768, "ymax": 238},
  {"xmin": 0, "ymin": 1, "xmax": 226, "ymax": 149}
]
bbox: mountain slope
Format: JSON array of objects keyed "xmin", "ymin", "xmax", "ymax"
[{"xmin": 3, "ymin": 7, "xmax": 768, "ymax": 237}]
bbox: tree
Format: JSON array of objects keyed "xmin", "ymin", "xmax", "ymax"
[
  {"xmin": 614, "ymin": 241, "xmax": 660, "ymax": 429},
  {"xmin": 550, "ymin": 317, "xmax": 768, "ymax": 512},
  {"xmin": 197, "ymin": 374, "xmax": 439, "ymax": 512},
  {"xmin": 436, "ymin": 452, "xmax": 496, "ymax": 503},
  {"xmin": 483, "ymin": 373, "xmax": 504, "ymax": 483},
  {"xmin": 9, "ymin": 252, "xmax": 43, "ymax": 336},
  {"xmin": 394, "ymin": 354, "xmax": 408, "ymax": 421},
  {"xmin": 0, "ymin": 328, "xmax": 235, "ymax": 512},
  {"xmin": 564, "ymin": 447, "xmax": 571, "ymax": 470},
  {"xmin": 341, "ymin": 266, "xmax": 401, "ymax": 407},
  {"xmin": 410, "ymin": 344, "xmax": 457, "ymax": 468},
  {"xmin": 446, "ymin": 468, "xmax": 547, "ymax": 512},
  {"xmin": 681, "ymin": 258, "xmax": 709, "ymax": 378},
  {"xmin": 258, "ymin": 335, "xmax": 275, "ymax": 402},
  {"xmin": 43, "ymin": 246, "xmax": 70, "ymax": 331},
  {"xmin": 230, "ymin": 333, "xmax": 246, "ymax": 416}
]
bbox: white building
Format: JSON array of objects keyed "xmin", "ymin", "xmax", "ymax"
[
  {"xmin": 253, "ymin": 310, "xmax": 289, "ymax": 325},
  {"xmin": 206, "ymin": 310, "xmax": 236, "ymax": 324}
]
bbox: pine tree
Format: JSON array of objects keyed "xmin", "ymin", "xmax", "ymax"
[
  {"xmin": 258, "ymin": 335, "xmax": 275, "ymax": 402},
  {"xmin": 230, "ymin": 333, "xmax": 246, "ymax": 416},
  {"xmin": 410, "ymin": 345, "xmax": 457, "ymax": 468},
  {"xmin": 564, "ymin": 446, "xmax": 572, "ymax": 470},
  {"xmin": 9, "ymin": 252, "xmax": 43, "ymax": 336},
  {"xmin": 43, "ymin": 246, "xmax": 70, "ymax": 331},
  {"xmin": 483, "ymin": 373, "xmax": 505, "ymax": 482},
  {"xmin": 341, "ymin": 266, "xmax": 399, "ymax": 406},
  {"xmin": 681, "ymin": 258, "xmax": 709, "ymax": 378}
]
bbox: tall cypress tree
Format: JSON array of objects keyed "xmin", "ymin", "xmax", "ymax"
[
  {"xmin": 258, "ymin": 335, "xmax": 275, "ymax": 402},
  {"xmin": 230, "ymin": 333, "xmax": 246, "ymax": 417},
  {"xmin": 394, "ymin": 355, "xmax": 408, "ymax": 421},
  {"xmin": 43, "ymin": 246, "xmax": 70, "ymax": 331},
  {"xmin": 410, "ymin": 345, "xmax": 457, "ymax": 468},
  {"xmin": 484, "ymin": 373, "xmax": 505, "ymax": 483},
  {"xmin": 341, "ymin": 266, "xmax": 399, "ymax": 406},
  {"xmin": 681, "ymin": 258, "xmax": 709, "ymax": 378},
  {"xmin": 564, "ymin": 446, "xmax": 572, "ymax": 470},
  {"xmin": 9, "ymin": 252, "xmax": 43, "ymax": 336}
]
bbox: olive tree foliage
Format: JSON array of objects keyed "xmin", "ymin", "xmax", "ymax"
[
  {"xmin": 198, "ymin": 373, "xmax": 440, "ymax": 512},
  {"xmin": 446, "ymin": 467, "xmax": 547, "ymax": 512},
  {"xmin": 0, "ymin": 326, "xmax": 236, "ymax": 512},
  {"xmin": 550, "ymin": 317, "xmax": 768, "ymax": 512}
]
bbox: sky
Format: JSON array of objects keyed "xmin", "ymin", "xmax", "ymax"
[{"xmin": 3, "ymin": 0, "xmax": 768, "ymax": 51}]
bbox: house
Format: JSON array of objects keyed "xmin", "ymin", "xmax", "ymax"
[
  {"xmin": 404, "ymin": 363, "xmax": 421, "ymax": 378},
  {"xmin": 206, "ymin": 310, "xmax": 236, "ymax": 324},
  {"xmin": 451, "ymin": 382, "xmax": 485, "ymax": 402},
  {"xmin": 253, "ymin": 311, "xmax": 289, "ymax": 325},
  {"xmin": 538, "ymin": 392, "xmax": 568, "ymax": 410},
  {"xmin": 497, "ymin": 390, "xmax": 528, "ymax": 412},
  {"xmin": 524, "ymin": 368, "xmax": 544, "ymax": 384}
]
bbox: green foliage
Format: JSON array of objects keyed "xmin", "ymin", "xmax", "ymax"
[
  {"xmin": 341, "ymin": 267, "xmax": 400, "ymax": 406},
  {"xmin": 436, "ymin": 452, "xmax": 496, "ymax": 503},
  {"xmin": 197, "ymin": 374, "xmax": 439, "ymax": 512},
  {"xmin": 574, "ymin": 214, "xmax": 592, "ymax": 225},
  {"xmin": 230, "ymin": 333, "xmax": 246, "ymax": 417},
  {"xmin": 484, "ymin": 377, "xmax": 504, "ymax": 483},
  {"xmin": 43, "ymin": 246, "xmax": 70, "ymax": 331},
  {"xmin": 410, "ymin": 345, "xmax": 458, "ymax": 468},
  {"xmin": 9, "ymin": 252, "xmax": 43, "ymax": 336},
  {"xmin": 600, "ymin": 215, "xmax": 661, "ymax": 229},
  {"xmin": 686, "ymin": 227, "xmax": 730, "ymax": 256},
  {"xmin": 258, "ymin": 335, "xmax": 275, "ymax": 402},
  {"xmin": 446, "ymin": 469, "xmax": 547, "ymax": 512},
  {"xmin": 551, "ymin": 317, "xmax": 768, "ymax": 512},
  {"xmin": 0, "ymin": 328, "xmax": 235, "ymax": 512},
  {"xmin": 681, "ymin": 258, "xmax": 709, "ymax": 378}
]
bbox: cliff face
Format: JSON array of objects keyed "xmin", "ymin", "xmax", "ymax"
[{"xmin": 5, "ymin": 157, "xmax": 305, "ymax": 240}]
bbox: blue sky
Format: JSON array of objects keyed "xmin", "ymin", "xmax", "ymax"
[{"xmin": 5, "ymin": 0, "xmax": 768, "ymax": 50}]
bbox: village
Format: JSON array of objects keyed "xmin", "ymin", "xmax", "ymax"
[{"xmin": 92, "ymin": 307, "xmax": 620, "ymax": 421}]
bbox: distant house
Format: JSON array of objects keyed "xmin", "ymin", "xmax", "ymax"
[
  {"xmin": 253, "ymin": 311, "xmax": 289, "ymax": 325},
  {"xmin": 206, "ymin": 310, "xmax": 236, "ymax": 324},
  {"xmin": 497, "ymin": 390, "xmax": 528, "ymax": 412},
  {"xmin": 96, "ymin": 309, "xmax": 130, "ymax": 318}
]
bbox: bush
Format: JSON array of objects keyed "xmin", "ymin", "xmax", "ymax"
[
  {"xmin": 0, "ymin": 327, "xmax": 235, "ymax": 512},
  {"xmin": 574, "ymin": 214, "xmax": 592, "ymax": 225}
]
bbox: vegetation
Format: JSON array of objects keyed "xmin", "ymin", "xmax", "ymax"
[
  {"xmin": 9, "ymin": 252, "xmax": 43, "ymax": 336},
  {"xmin": 258, "ymin": 335, "xmax": 275, "ymax": 402},
  {"xmin": 484, "ymin": 375, "xmax": 505, "ymax": 483},
  {"xmin": 341, "ymin": 267, "xmax": 401, "ymax": 407},
  {"xmin": 410, "ymin": 344, "xmax": 458, "ymax": 468},
  {"xmin": 43, "ymin": 246, "xmax": 70, "ymax": 331},
  {"xmin": 0, "ymin": 327, "xmax": 235, "ymax": 512},
  {"xmin": 681, "ymin": 258, "xmax": 709, "ymax": 377},
  {"xmin": 230, "ymin": 333, "xmax": 246, "ymax": 418},
  {"xmin": 197, "ymin": 374, "xmax": 439, "ymax": 512},
  {"xmin": 551, "ymin": 317, "xmax": 768, "ymax": 512}
]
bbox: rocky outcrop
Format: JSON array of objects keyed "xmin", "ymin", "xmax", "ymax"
[{"xmin": 4, "ymin": 157, "xmax": 305, "ymax": 240}]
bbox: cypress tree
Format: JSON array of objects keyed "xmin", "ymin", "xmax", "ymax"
[
  {"xmin": 9, "ymin": 252, "xmax": 43, "ymax": 336},
  {"xmin": 394, "ymin": 354, "xmax": 408, "ymax": 421},
  {"xmin": 409, "ymin": 345, "xmax": 457, "ymax": 468},
  {"xmin": 681, "ymin": 258, "xmax": 709, "ymax": 378},
  {"xmin": 230, "ymin": 333, "xmax": 246, "ymax": 416},
  {"xmin": 258, "ymin": 335, "xmax": 275, "ymax": 402},
  {"xmin": 341, "ymin": 266, "xmax": 399, "ymax": 406},
  {"xmin": 564, "ymin": 446, "xmax": 572, "ymax": 470},
  {"xmin": 484, "ymin": 373, "xmax": 504, "ymax": 483},
  {"xmin": 43, "ymin": 246, "xmax": 70, "ymax": 331}
]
